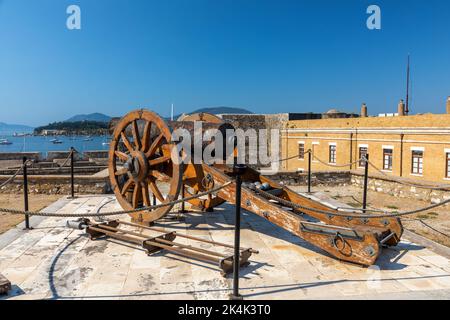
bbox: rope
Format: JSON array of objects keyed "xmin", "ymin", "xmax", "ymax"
[
  {"xmin": 55, "ymin": 150, "xmax": 74, "ymax": 169},
  {"xmin": 361, "ymin": 157, "xmax": 450, "ymax": 191},
  {"xmin": 0, "ymin": 160, "xmax": 33, "ymax": 188},
  {"xmin": 252, "ymin": 186, "xmax": 450, "ymax": 219},
  {"xmin": 402, "ymin": 218, "xmax": 450, "ymax": 239},
  {"xmin": 0, "ymin": 182, "xmax": 232, "ymax": 218},
  {"xmin": 312, "ymin": 154, "xmax": 364, "ymax": 168}
]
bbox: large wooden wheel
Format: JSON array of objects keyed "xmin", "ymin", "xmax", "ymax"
[{"xmin": 109, "ymin": 109, "xmax": 182, "ymax": 224}]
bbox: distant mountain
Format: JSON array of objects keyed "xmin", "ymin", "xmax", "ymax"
[
  {"xmin": 0, "ymin": 122, "xmax": 34, "ymax": 135},
  {"xmin": 65, "ymin": 113, "xmax": 112, "ymax": 123},
  {"xmin": 170, "ymin": 106, "xmax": 253, "ymax": 120},
  {"xmin": 192, "ymin": 106, "xmax": 253, "ymax": 115}
]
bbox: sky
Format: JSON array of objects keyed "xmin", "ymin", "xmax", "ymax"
[{"xmin": 0, "ymin": 0, "xmax": 449, "ymax": 127}]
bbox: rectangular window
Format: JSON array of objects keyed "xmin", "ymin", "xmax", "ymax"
[
  {"xmin": 298, "ymin": 143, "xmax": 305, "ymax": 160},
  {"xmin": 411, "ymin": 150, "xmax": 423, "ymax": 174},
  {"xmin": 359, "ymin": 147, "xmax": 368, "ymax": 167},
  {"xmin": 383, "ymin": 149, "xmax": 393, "ymax": 171},
  {"xmin": 329, "ymin": 145, "xmax": 336, "ymax": 164},
  {"xmin": 446, "ymin": 153, "xmax": 450, "ymax": 178}
]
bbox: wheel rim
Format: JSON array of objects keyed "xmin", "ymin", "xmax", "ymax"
[{"xmin": 109, "ymin": 109, "xmax": 181, "ymax": 223}]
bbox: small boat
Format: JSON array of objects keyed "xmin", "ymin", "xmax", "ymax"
[
  {"xmin": 0, "ymin": 139, "xmax": 12, "ymax": 145},
  {"xmin": 102, "ymin": 142, "xmax": 110, "ymax": 146},
  {"xmin": 52, "ymin": 139, "xmax": 63, "ymax": 144},
  {"xmin": 83, "ymin": 136, "xmax": 93, "ymax": 141}
]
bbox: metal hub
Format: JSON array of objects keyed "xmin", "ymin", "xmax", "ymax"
[{"xmin": 125, "ymin": 151, "xmax": 148, "ymax": 183}]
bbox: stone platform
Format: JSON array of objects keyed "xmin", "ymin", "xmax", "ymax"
[{"xmin": 1, "ymin": 195, "xmax": 450, "ymax": 300}]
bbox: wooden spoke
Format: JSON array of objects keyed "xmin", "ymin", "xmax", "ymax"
[
  {"xmin": 109, "ymin": 109, "xmax": 182, "ymax": 223},
  {"xmin": 141, "ymin": 182, "xmax": 150, "ymax": 206},
  {"xmin": 115, "ymin": 151, "xmax": 129, "ymax": 161},
  {"xmin": 115, "ymin": 167, "xmax": 128, "ymax": 176},
  {"xmin": 148, "ymin": 155, "xmax": 171, "ymax": 167},
  {"xmin": 132, "ymin": 183, "xmax": 141, "ymax": 208},
  {"xmin": 149, "ymin": 169, "xmax": 170, "ymax": 181},
  {"xmin": 121, "ymin": 179, "xmax": 134, "ymax": 195},
  {"xmin": 141, "ymin": 121, "xmax": 152, "ymax": 152},
  {"xmin": 146, "ymin": 133, "xmax": 164, "ymax": 158},
  {"xmin": 121, "ymin": 132, "xmax": 134, "ymax": 153},
  {"xmin": 132, "ymin": 120, "xmax": 141, "ymax": 150},
  {"xmin": 149, "ymin": 180, "xmax": 165, "ymax": 202}
]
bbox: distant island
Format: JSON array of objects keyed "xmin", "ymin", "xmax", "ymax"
[
  {"xmin": 9, "ymin": 108, "xmax": 254, "ymax": 137},
  {"xmin": 65, "ymin": 112, "xmax": 112, "ymax": 123},
  {"xmin": 34, "ymin": 121, "xmax": 108, "ymax": 136},
  {"xmin": 0, "ymin": 122, "xmax": 34, "ymax": 136},
  {"xmin": 170, "ymin": 106, "xmax": 253, "ymax": 120}
]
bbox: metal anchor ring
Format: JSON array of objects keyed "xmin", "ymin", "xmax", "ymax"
[{"xmin": 332, "ymin": 232, "xmax": 347, "ymax": 253}]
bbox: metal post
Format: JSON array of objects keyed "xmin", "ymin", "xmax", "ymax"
[
  {"xmin": 230, "ymin": 167, "xmax": 243, "ymax": 300},
  {"xmin": 362, "ymin": 154, "xmax": 369, "ymax": 212},
  {"xmin": 22, "ymin": 157, "xmax": 31, "ymax": 230},
  {"xmin": 308, "ymin": 150, "xmax": 312, "ymax": 193},
  {"xmin": 179, "ymin": 183, "xmax": 186, "ymax": 213},
  {"xmin": 70, "ymin": 147, "xmax": 75, "ymax": 198}
]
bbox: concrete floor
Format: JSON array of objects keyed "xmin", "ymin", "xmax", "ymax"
[{"xmin": 1, "ymin": 195, "xmax": 450, "ymax": 300}]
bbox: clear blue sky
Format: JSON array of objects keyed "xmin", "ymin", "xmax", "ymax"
[{"xmin": 1, "ymin": 0, "xmax": 449, "ymax": 127}]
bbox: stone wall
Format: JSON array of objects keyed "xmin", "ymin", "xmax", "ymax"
[
  {"xmin": 219, "ymin": 114, "xmax": 288, "ymax": 168},
  {"xmin": 268, "ymin": 170, "xmax": 351, "ymax": 186},
  {"xmin": 0, "ymin": 175, "xmax": 111, "ymax": 195},
  {"xmin": 0, "ymin": 152, "xmax": 41, "ymax": 161},
  {"xmin": 268, "ymin": 169, "xmax": 450, "ymax": 204},
  {"xmin": 351, "ymin": 172, "xmax": 450, "ymax": 204}
]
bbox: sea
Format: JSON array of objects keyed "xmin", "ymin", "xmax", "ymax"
[{"xmin": 0, "ymin": 135, "xmax": 111, "ymax": 156}]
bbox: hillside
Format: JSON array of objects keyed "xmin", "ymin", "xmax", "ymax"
[
  {"xmin": 65, "ymin": 113, "xmax": 112, "ymax": 123},
  {"xmin": 191, "ymin": 106, "xmax": 252, "ymax": 115},
  {"xmin": 170, "ymin": 106, "xmax": 253, "ymax": 120},
  {"xmin": 34, "ymin": 121, "xmax": 108, "ymax": 135}
]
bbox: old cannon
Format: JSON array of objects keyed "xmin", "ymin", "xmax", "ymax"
[{"xmin": 104, "ymin": 109, "xmax": 403, "ymax": 267}]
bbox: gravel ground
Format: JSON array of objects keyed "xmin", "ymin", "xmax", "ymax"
[{"xmin": 0, "ymin": 194, "xmax": 61, "ymax": 234}]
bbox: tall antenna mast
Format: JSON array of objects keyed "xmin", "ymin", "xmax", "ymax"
[
  {"xmin": 405, "ymin": 54, "xmax": 410, "ymax": 115},
  {"xmin": 171, "ymin": 103, "xmax": 174, "ymax": 121}
]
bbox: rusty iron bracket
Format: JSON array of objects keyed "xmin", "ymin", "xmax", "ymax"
[{"xmin": 83, "ymin": 219, "xmax": 257, "ymax": 275}]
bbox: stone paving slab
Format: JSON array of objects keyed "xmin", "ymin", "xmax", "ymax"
[{"xmin": 1, "ymin": 195, "xmax": 450, "ymax": 300}]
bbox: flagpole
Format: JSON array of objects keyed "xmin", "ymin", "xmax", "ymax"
[{"xmin": 405, "ymin": 54, "xmax": 410, "ymax": 115}]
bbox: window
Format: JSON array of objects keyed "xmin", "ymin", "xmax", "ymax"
[
  {"xmin": 446, "ymin": 153, "xmax": 450, "ymax": 178},
  {"xmin": 298, "ymin": 143, "xmax": 305, "ymax": 160},
  {"xmin": 411, "ymin": 150, "xmax": 423, "ymax": 174},
  {"xmin": 359, "ymin": 147, "xmax": 368, "ymax": 167},
  {"xmin": 383, "ymin": 149, "xmax": 393, "ymax": 171},
  {"xmin": 329, "ymin": 145, "xmax": 336, "ymax": 164}
]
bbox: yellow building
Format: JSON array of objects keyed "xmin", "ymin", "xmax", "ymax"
[{"xmin": 281, "ymin": 98, "xmax": 450, "ymax": 184}]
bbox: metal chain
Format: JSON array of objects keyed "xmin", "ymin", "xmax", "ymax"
[{"xmin": 0, "ymin": 181, "xmax": 232, "ymax": 218}]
